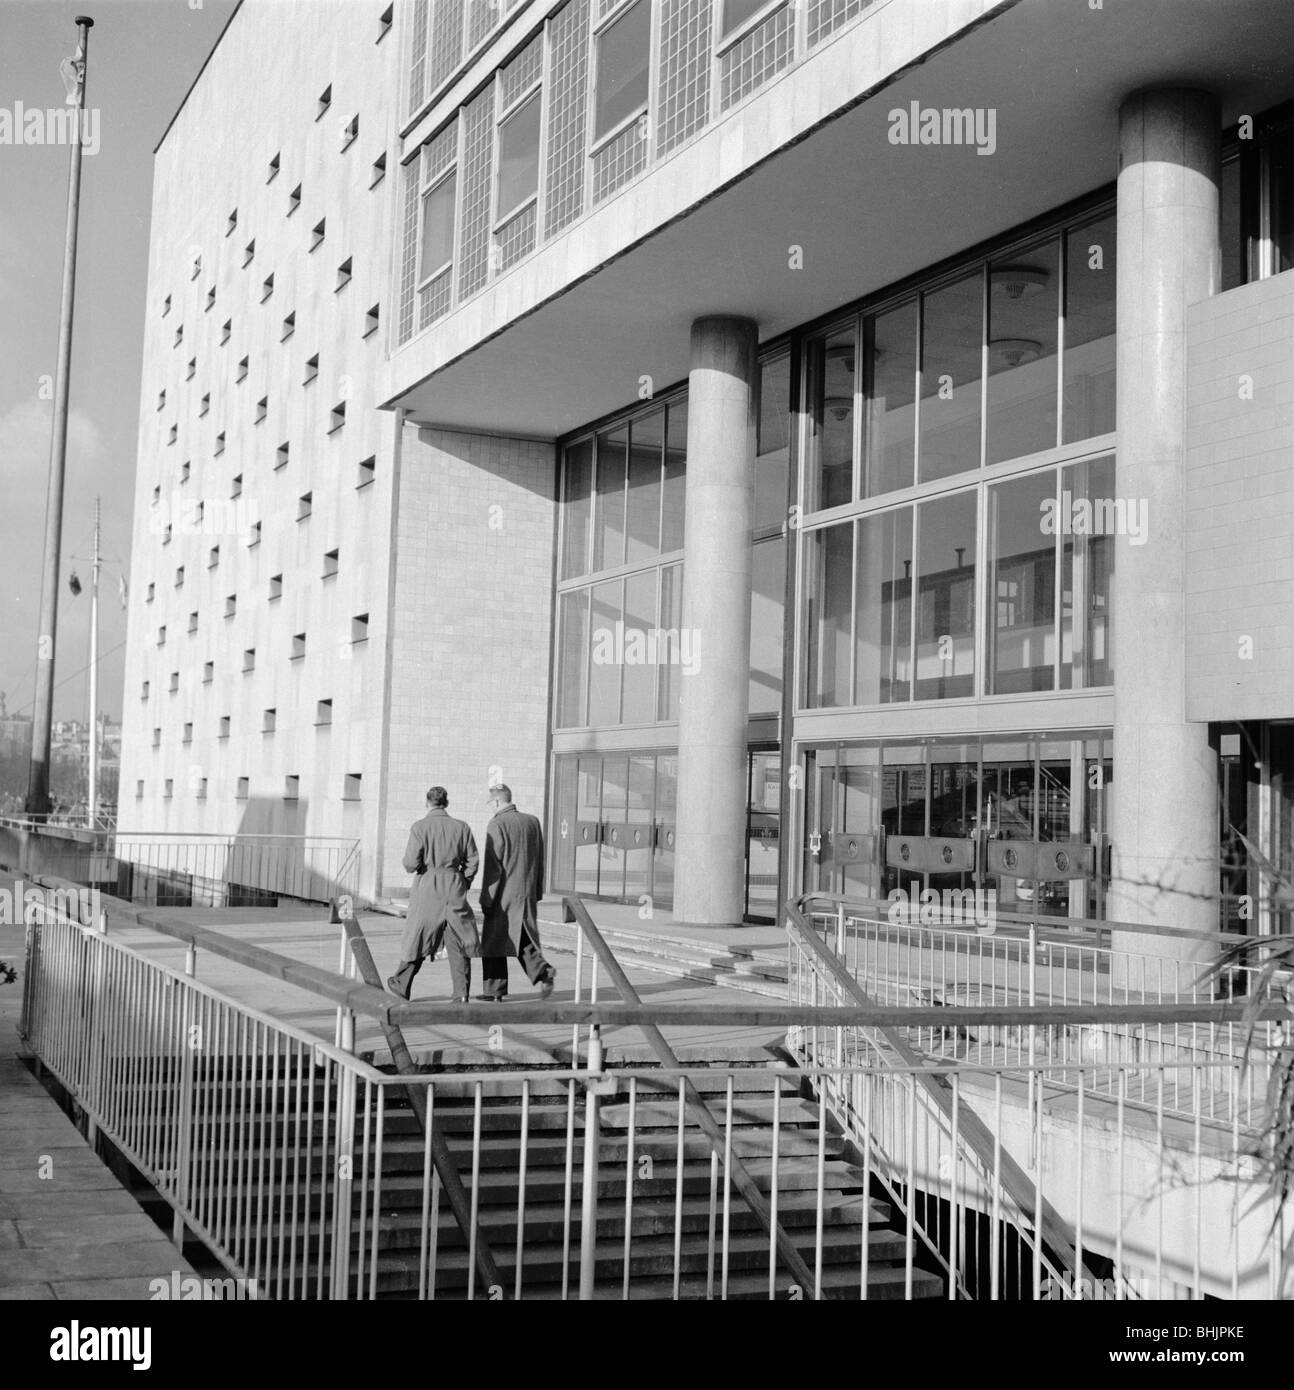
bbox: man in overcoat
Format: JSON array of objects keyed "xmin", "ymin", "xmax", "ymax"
[
  {"xmin": 479, "ymin": 784, "xmax": 556, "ymax": 1001},
  {"xmin": 388, "ymin": 786, "xmax": 481, "ymax": 1001}
]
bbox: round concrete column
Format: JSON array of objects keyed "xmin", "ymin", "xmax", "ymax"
[
  {"xmin": 1109, "ymin": 89, "xmax": 1220, "ymax": 967},
  {"xmin": 673, "ymin": 317, "xmax": 759, "ymax": 926}
]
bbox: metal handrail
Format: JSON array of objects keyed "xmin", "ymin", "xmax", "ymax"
[
  {"xmin": 786, "ymin": 897, "xmax": 1090, "ymax": 1289},
  {"xmin": 562, "ymin": 893, "xmax": 823, "ymax": 1300}
]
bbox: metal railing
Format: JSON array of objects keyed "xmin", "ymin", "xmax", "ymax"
[
  {"xmin": 0, "ymin": 817, "xmax": 359, "ymax": 906},
  {"xmin": 797, "ymin": 894, "xmax": 1289, "ymax": 1129},
  {"xmin": 17, "ymin": 892, "xmax": 1292, "ymax": 1299}
]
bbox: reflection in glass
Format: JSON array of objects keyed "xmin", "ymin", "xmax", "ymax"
[
  {"xmin": 756, "ymin": 355, "xmax": 791, "ymax": 532},
  {"xmin": 653, "ymin": 754, "xmax": 677, "ymax": 905},
  {"xmin": 837, "ymin": 745, "xmax": 882, "ymax": 900},
  {"xmin": 561, "ymin": 438, "xmax": 593, "ymax": 580},
  {"xmin": 551, "ymin": 756, "xmax": 577, "ymax": 892},
  {"xmin": 806, "ymin": 523, "xmax": 853, "ymax": 707},
  {"xmin": 989, "ymin": 469, "xmax": 1057, "ymax": 694},
  {"xmin": 865, "ymin": 302, "xmax": 916, "ymax": 497},
  {"xmin": 587, "ymin": 579, "xmax": 623, "ymax": 725},
  {"xmin": 881, "ymin": 744, "xmax": 926, "ymax": 899},
  {"xmin": 556, "ymin": 589, "xmax": 589, "ymax": 727},
  {"xmin": 919, "ymin": 274, "xmax": 982, "ymax": 482},
  {"xmin": 914, "ymin": 490, "xmax": 976, "ymax": 699},
  {"xmin": 750, "ymin": 536, "xmax": 785, "ymax": 715},
  {"xmin": 1221, "ymin": 154, "xmax": 1243, "ymax": 292},
  {"xmin": 624, "ymin": 754, "xmax": 654, "ymax": 901},
  {"xmin": 987, "ymin": 237, "xmax": 1059, "ymax": 463},
  {"xmin": 620, "ymin": 569, "xmax": 657, "ymax": 725},
  {"xmin": 855, "ymin": 506, "xmax": 913, "ymax": 705},
  {"xmin": 1060, "ymin": 454, "xmax": 1114, "ymax": 689},
  {"xmin": 808, "ymin": 328, "xmax": 856, "ymax": 509},
  {"xmin": 575, "ymin": 757, "xmax": 601, "ymax": 894},
  {"xmin": 625, "ymin": 410, "xmax": 663, "ymax": 565},
  {"xmin": 746, "ymin": 751, "xmax": 781, "ymax": 919},
  {"xmin": 662, "ymin": 400, "xmax": 687, "ymax": 552},
  {"xmin": 592, "ymin": 426, "xmax": 627, "ymax": 571},
  {"xmin": 656, "ymin": 563, "xmax": 683, "ymax": 721},
  {"xmin": 1063, "ymin": 213, "xmax": 1116, "ymax": 442}
]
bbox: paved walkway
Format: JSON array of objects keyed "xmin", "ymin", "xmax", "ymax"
[
  {"xmin": 90, "ymin": 896, "xmax": 793, "ymax": 1069},
  {"xmin": 0, "ymin": 887, "xmax": 197, "ymax": 1300}
]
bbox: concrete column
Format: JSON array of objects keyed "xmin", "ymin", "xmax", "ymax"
[
  {"xmin": 673, "ymin": 317, "xmax": 758, "ymax": 926},
  {"xmin": 1109, "ymin": 89, "xmax": 1220, "ymax": 965}
]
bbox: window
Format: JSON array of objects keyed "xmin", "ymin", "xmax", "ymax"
[
  {"xmin": 186, "ymin": 357, "xmax": 196, "ymax": 381},
  {"xmin": 363, "ymin": 303, "xmax": 380, "ymax": 337},
  {"xmin": 174, "ymin": 325, "xmax": 183, "ymax": 347},
  {"xmin": 336, "ymin": 257, "xmax": 352, "ymax": 291},
  {"xmin": 227, "ymin": 208, "xmax": 237, "ymax": 236},
  {"xmin": 593, "ymin": 0, "xmax": 651, "ymax": 142},
  {"xmin": 146, "ymin": 581, "xmax": 155, "ymax": 602},
  {"xmin": 342, "ymin": 114, "xmax": 359, "ymax": 150},
  {"xmin": 269, "ymin": 573, "xmax": 283, "ymax": 600},
  {"xmin": 291, "ymin": 633, "xmax": 307, "ymax": 660},
  {"xmin": 208, "ymin": 544, "xmax": 220, "ymax": 568},
  {"xmin": 304, "ymin": 354, "xmax": 319, "ymax": 385},
  {"xmin": 316, "ymin": 698, "xmax": 333, "ymax": 726},
  {"xmin": 316, "ymin": 85, "xmax": 331, "ymax": 120},
  {"xmin": 168, "ymin": 424, "xmax": 178, "ymax": 446},
  {"xmin": 162, "ymin": 525, "xmax": 172, "ymax": 546},
  {"xmin": 214, "ymin": 431, "xmax": 225, "ymax": 456},
  {"xmin": 203, "ymin": 660, "xmax": 213, "ymax": 683},
  {"xmin": 157, "ymin": 623, "xmax": 167, "ymax": 645},
  {"xmin": 206, "ymin": 286, "xmax": 216, "ymax": 311},
  {"xmin": 370, "ymin": 151, "xmax": 387, "ymax": 188},
  {"xmin": 231, "ymin": 473, "xmax": 242, "ymax": 499},
  {"xmin": 351, "ymin": 612, "xmax": 369, "ymax": 643},
  {"xmin": 276, "ymin": 441, "xmax": 290, "ymax": 469},
  {"xmin": 140, "ymin": 680, "xmax": 149, "ymax": 699},
  {"xmin": 377, "ymin": 4, "xmax": 392, "ymax": 42},
  {"xmin": 187, "ymin": 611, "xmax": 198, "ymax": 633},
  {"xmin": 247, "ymin": 520, "xmax": 262, "ymax": 547},
  {"xmin": 236, "ymin": 776, "xmax": 249, "ymax": 799},
  {"xmin": 496, "ymin": 91, "xmax": 541, "ymax": 220},
  {"xmin": 242, "ymin": 649, "xmax": 255, "ymax": 673},
  {"xmin": 322, "ymin": 548, "xmax": 339, "ymax": 578},
  {"xmin": 196, "ymin": 778, "xmax": 208, "ymax": 801},
  {"xmin": 243, "ymin": 239, "xmax": 255, "ymax": 267},
  {"xmin": 190, "ymin": 252, "xmax": 201, "ymax": 280},
  {"xmin": 152, "ymin": 727, "xmax": 161, "ymax": 748},
  {"xmin": 200, "ymin": 393, "xmax": 210, "ymax": 417},
  {"xmin": 282, "ymin": 311, "xmax": 296, "ymax": 341},
  {"xmin": 151, "ymin": 484, "xmax": 161, "ymax": 505},
  {"xmin": 284, "ymin": 774, "xmax": 300, "ymax": 800},
  {"xmin": 225, "ymin": 594, "xmax": 237, "ymax": 618},
  {"xmin": 220, "ymin": 319, "xmax": 231, "ymax": 344},
  {"xmin": 357, "ymin": 455, "xmax": 376, "ymax": 488},
  {"xmin": 164, "ymin": 779, "xmax": 174, "ymax": 800},
  {"xmin": 298, "ymin": 492, "xmax": 313, "ymax": 520},
  {"xmin": 268, "ymin": 151, "xmax": 280, "ymax": 182},
  {"xmin": 261, "ymin": 273, "xmax": 274, "ymax": 302},
  {"xmin": 288, "ymin": 183, "xmax": 302, "ymax": 216},
  {"xmin": 135, "ymin": 780, "xmax": 144, "ymax": 799},
  {"xmin": 419, "ymin": 173, "xmax": 457, "ymax": 282},
  {"xmin": 255, "ymin": 396, "xmax": 267, "ymax": 424},
  {"xmin": 237, "ymin": 355, "xmax": 249, "ymax": 382},
  {"xmin": 342, "ymin": 773, "xmax": 362, "ymax": 801},
  {"xmin": 162, "ymin": 294, "xmax": 171, "ymax": 316},
  {"xmin": 311, "ymin": 219, "xmax": 326, "ymax": 251},
  {"xmin": 719, "ymin": 0, "xmax": 768, "ymax": 38},
  {"xmin": 180, "ymin": 460, "xmax": 191, "ymax": 484},
  {"xmin": 263, "ymin": 708, "xmax": 277, "ymax": 733},
  {"xmin": 158, "ymin": 389, "xmax": 166, "ymax": 411},
  {"xmin": 175, "ymin": 565, "xmax": 185, "ymax": 588},
  {"xmin": 329, "ymin": 402, "xmax": 346, "ymax": 432},
  {"xmin": 183, "ymin": 721, "xmax": 193, "ymax": 744}
]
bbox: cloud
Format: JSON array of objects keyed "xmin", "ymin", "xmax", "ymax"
[{"xmin": 0, "ymin": 396, "xmax": 105, "ymax": 488}]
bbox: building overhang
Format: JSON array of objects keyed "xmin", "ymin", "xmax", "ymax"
[{"xmin": 382, "ymin": 0, "xmax": 1293, "ymax": 439}]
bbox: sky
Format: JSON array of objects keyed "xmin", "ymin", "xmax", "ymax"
[{"xmin": 0, "ymin": 0, "xmax": 239, "ymax": 724}]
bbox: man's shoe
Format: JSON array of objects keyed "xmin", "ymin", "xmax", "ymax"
[
  {"xmin": 450, "ymin": 996, "xmax": 469, "ymax": 1003},
  {"xmin": 536, "ymin": 970, "xmax": 556, "ymax": 1000},
  {"xmin": 386, "ymin": 975, "xmax": 410, "ymax": 1000}
]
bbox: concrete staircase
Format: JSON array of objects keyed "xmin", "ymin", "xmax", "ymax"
[
  {"xmin": 540, "ymin": 917, "xmax": 789, "ymax": 999},
  {"xmin": 121, "ymin": 1058, "xmax": 942, "ymax": 1300}
]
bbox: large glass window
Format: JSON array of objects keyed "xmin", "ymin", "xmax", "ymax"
[
  {"xmin": 805, "ymin": 522, "xmax": 853, "ymax": 708},
  {"xmin": 987, "ymin": 237, "xmax": 1060, "ymax": 464},
  {"xmin": 807, "ymin": 326, "xmax": 856, "ymax": 510},
  {"xmin": 1270, "ymin": 118, "xmax": 1294, "ymax": 275},
  {"xmin": 720, "ymin": 0, "xmax": 769, "ymax": 38},
  {"xmin": 865, "ymin": 302, "xmax": 917, "ymax": 497},
  {"xmin": 419, "ymin": 172, "xmax": 457, "ymax": 282},
  {"xmin": 662, "ymin": 401, "xmax": 687, "ymax": 552},
  {"xmin": 621, "ymin": 569, "xmax": 659, "ymax": 725},
  {"xmin": 919, "ymin": 273, "xmax": 982, "ymax": 483},
  {"xmin": 561, "ymin": 438, "xmax": 593, "ymax": 580},
  {"xmin": 657, "ymin": 562, "xmax": 683, "ymax": 722},
  {"xmin": 587, "ymin": 579, "xmax": 623, "ymax": 725},
  {"xmin": 855, "ymin": 506, "xmax": 913, "ymax": 706},
  {"xmin": 989, "ymin": 469, "xmax": 1057, "ymax": 694},
  {"xmin": 592, "ymin": 425, "xmax": 628, "ymax": 571},
  {"xmin": 496, "ymin": 91, "xmax": 541, "ymax": 220},
  {"xmin": 625, "ymin": 409, "xmax": 663, "ymax": 565},
  {"xmin": 1062, "ymin": 213, "xmax": 1116, "ymax": 443},
  {"xmin": 556, "ymin": 589, "xmax": 589, "ymax": 726},
  {"xmin": 913, "ymin": 490, "xmax": 976, "ymax": 700},
  {"xmin": 593, "ymin": 0, "xmax": 651, "ymax": 141},
  {"xmin": 750, "ymin": 537, "xmax": 785, "ymax": 715},
  {"xmin": 755, "ymin": 354, "xmax": 791, "ymax": 532},
  {"xmin": 1059, "ymin": 453, "xmax": 1115, "ymax": 689}
]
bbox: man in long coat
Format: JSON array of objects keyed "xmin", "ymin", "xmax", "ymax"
[
  {"xmin": 388, "ymin": 786, "xmax": 481, "ymax": 1001},
  {"xmin": 479, "ymin": 784, "xmax": 556, "ymax": 1001}
]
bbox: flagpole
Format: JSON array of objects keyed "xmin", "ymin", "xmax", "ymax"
[
  {"xmin": 88, "ymin": 495, "xmax": 100, "ymax": 826},
  {"xmin": 26, "ymin": 15, "xmax": 94, "ymax": 816}
]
